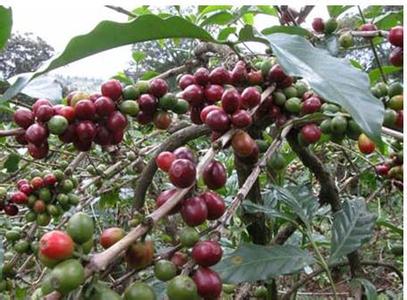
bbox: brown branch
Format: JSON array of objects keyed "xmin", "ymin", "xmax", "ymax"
[
  {"xmin": 64, "ymin": 152, "xmax": 87, "ymax": 176},
  {"xmin": 105, "ymin": 5, "xmax": 137, "ymax": 18},
  {"xmin": 0, "ymin": 127, "xmax": 25, "ymax": 137},
  {"xmin": 350, "ymin": 30, "xmax": 389, "ymax": 38},
  {"xmin": 297, "ymin": 6, "xmax": 314, "ymax": 24}
]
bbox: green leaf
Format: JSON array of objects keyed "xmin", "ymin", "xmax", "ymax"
[
  {"xmin": 329, "ymin": 199, "xmax": 377, "ymax": 263},
  {"xmin": 0, "ymin": 6, "xmax": 12, "ymax": 50},
  {"xmin": 369, "ymin": 66, "xmax": 402, "ymax": 84},
  {"xmin": 198, "ymin": 5, "xmax": 233, "ymax": 16},
  {"xmin": 374, "ymin": 11, "xmax": 403, "ymax": 30},
  {"xmin": 261, "ymin": 26, "xmax": 311, "ymax": 37},
  {"xmin": 364, "ymin": 6, "xmax": 383, "ymax": 19},
  {"xmin": 241, "ymin": 13, "xmax": 254, "ymax": 25},
  {"xmin": 256, "ymin": 6, "xmax": 278, "ymax": 16},
  {"xmin": 3, "ymin": 15, "xmax": 215, "ymax": 101},
  {"xmin": 140, "ymin": 70, "xmax": 160, "ymax": 80},
  {"xmin": 273, "ymin": 185, "xmax": 319, "ymax": 225},
  {"xmin": 217, "ymin": 27, "xmax": 236, "ymax": 41},
  {"xmin": 132, "ymin": 51, "xmax": 146, "ymax": 63},
  {"xmin": 4, "ymin": 153, "xmax": 20, "ymax": 173},
  {"xmin": 327, "ymin": 6, "xmax": 352, "ymax": 18},
  {"xmin": 242, "ymin": 202, "xmax": 294, "ymax": 222},
  {"xmin": 266, "ymin": 33, "xmax": 384, "ymax": 145},
  {"xmin": 130, "ymin": 6, "xmax": 152, "ymax": 17},
  {"xmin": 214, "ymin": 243, "xmax": 314, "ymax": 283},
  {"xmin": 200, "ymin": 11, "xmax": 235, "ymax": 26},
  {"xmin": 113, "ymin": 71, "xmax": 133, "ymax": 85},
  {"xmin": 351, "ymin": 278, "xmax": 378, "ymax": 300},
  {"xmin": 99, "ymin": 189, "xmax": 120, "ymax": 208},
  {"xmin": 376, "ymin": 218, "xmax": 403, "ymax": 236},
  {"xmin": 237, "ymin": 25, "xmax": 269, "ymax": 45},
  {"xmin": 349, "ymin": 59, "xmax": 363, "ymax": 70}
]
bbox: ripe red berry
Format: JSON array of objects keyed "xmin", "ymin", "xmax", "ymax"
[
  {"xmin": 194, "ymin": 67, "xmax": 210, "ymax": 85},
  {"xmin": 389, "ymin": 47, "xmax": 403, "ymax": 67},
  {"xmin": 375, "ymin": 164, "xmax": 390, "ymax": 176},
  {"xmin": 156, "ymin": 188, "xmax": 181, "ymax": 214},
  {"xmin": 171, "ymin": 251, "xmax": 188, "ymax": 268},
  {"xmin": 13, "ymin": 108, "xmax": 34, "ymax": 129},
  {"xmin": 221, "ymin": 88, "xmax": 241, "ymax": 114},
  {"xmin": 59, "ymin": 124, "xmax": 76, "ymax": 143},
  {"xmin": 231, "ymin": 109, "xmax": 252, "ymax": 128},
  {"xmin": 360, "ymin": 23, "xmax": 378, "ymax": 31},
  {"xmin": 202, "ymin": 160, "xmax": 227, "ymax": 190},
  {"xmin": 209, "ymin": 67, "xmax": 231, "ymax": 85},
  {"xmin": 268, "ymin": 65, "xmax": 287, "ymax": 82},
  {"xmin": 173, "ymin": 147, "xmax": 196, "ymax": 164},
  {"xmin": 180, "ymin": 196, "xmax": 208, "ymax": 226},
  {"xmin": 169, "ymin": 159, "xmax": 197, "ymax": 188},
  {"xmin": 32, "ymin": 99, "xmax": 52, "ymax": 115},
  {"xmin": 89, "ymin": 92, "xmax": 102, "ymax": 102},
  {"xmin": 183, "ymin": 84, "xmax": 204, "ymax": 106},
  {"xmin": 156, "ymin": 151, "xmax": 176, "ymax": 172},
  {"xmin": 193, "ymin": 267, "xmax": 222, "ymax": 300},
  {"xmin": 94, "ymin": 125, "xmax": 112, "ymax": 145},
  {"xmin": 25, "ymin": 123, "xmax": 48, "ymax": 146},
  {"xmin": 192, "ymin": 240, "xmax": 222, "ymax": 267},
  {"xmin": 56, "ymin": 106, "xmax": 75, "ymax": 123},
  {"xmin": 15, "ymin": 133, "xmax": 28, "ymax": 145},
  {"xmin": 4, "ymin": 204, "xmax": 18, "ymax": 216},
  {"xmin": 358, "ymin": 133, "xmax": 375, "ymax": 154},
  {"xmin": 19, "ymin": 184, "xmax": 33, "ymax": 195},
  {"xmin": 279, "ymin": 76, "xmax": 294, "ymax": 88},
  {"xmin": 241, "ymin": 87, "xmax": 261, "ymax": 109},
  {"xmin": 153, "ymin": 111, "xmax": 172, "ymax": 129},
  {"xmin": 31, "ymin": 177, "xmax": 44, "ymax": 190},
  {"xmin": 43, "ymin": 173, "xmax": 58, "ymax": 186},
  {"xmin": 190, "ymin": 105, "xmax": 205, "ymax": 125},
  {"xmin": 39, "ymin": 230, "xmax": 74, "ymax": 261},
  {"xmin": 138, "ymin": 94, "xmax": 158, "ymax": 113},
  {"xmin": 204, "ymin": 84, "xmax": 224, "ymax": 103},
  {"xmin": 100, "ymin": 227, "xmax": 125, "ymax": 249},
  {"xmin": 35, "ymin": 105, "xmax": 54, "ymax": 122},
  {"xmin": 149, "ymin": 78, "xmax": 168, "ymax": 98},
  {"xmin": 73, "ymin": 139, "xmax": 93, "ymax": 151},
  {"xmin": 300, "ymin": 124, "xmax": 321, "ymax": 144},
  {"xmin": 302, "ymin": 96, "xmax": 322, "ymax": 114},
  {"xmin": 75, "ymin": 121, "xmax": 96, "ymax": 142},
  {"xmin": 74, "ymin": 100, "xmax": 96, "ymax": 120},
  {"xmin": 231, "ymin": 61, "xmax": 248, "ymax": 84},
  {"xmin": 101, "ymin": 79, "xmax": 122, "ymax": 101},
  {"xmin": 178, "ymin": 74, "xmax": 196, "ymax": 90},
  {"xmin": 11, "ymin": 191, "xmax": 28, "ymax": 204},
  {"xmin": 205, "ymin": 109, "xmax": 231, "ymax": 133},
  {"xmin": 17, "ymin": 179, "xmax": 29, "ymax": 189},
  {"xmin": 137, "ymin": 111, "xmax": 154, "ymax": 125},
  {"xmin": 94, "ymin": 96, "xmax": 115, "ymax": 117},
  {"xmin": 107, "ymin": 111, "xmax": 128, "ymax": 131},
  {"xmin": 247, "ymin": 70, "xmax": 263, "ymax": 85},
  {"xmin": 111, "ymin": 130, "xmax": 125, "ymax": 145},
  {"xmin": 312, "ymin": 17, "xmax": 325, "ymax": 33},
  {"xmin": 395, "ymin": 110, "xmax": 403, "ymax": 128},
  {"xmin": 200, "ymin": 105, "xmax": 221, "ymax": 123},
  {"xmin": 388, "ymin": 26, "xmax": 403, "ymax": 47},
  {"xmin": 200, "ymin": 191, "xmax": 225, "ymax": 220}
]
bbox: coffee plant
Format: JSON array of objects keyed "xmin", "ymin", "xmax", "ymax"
[{"xmin": 0, "ymin": 5, "xmax": 404, "ymax": 300}]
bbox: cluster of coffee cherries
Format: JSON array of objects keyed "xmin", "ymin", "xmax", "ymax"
[
  {"xmin": 375, "ymin": 149, "xmax": 403, "ymax": 184},
  {"xmin": 371, "ymin": 81, "xmax": 403, "ymax": 130},
  {"xmin": 38, "ymin": 212, "xmax": 94, "ymax": 295},
  {"xmin": 311, "ymin": 17, "xmax": 338, "ymax": 35},
  {"xmin": 387, "ymin": 25, "xmax": 403, "ymax": 67},
  {"xmin": 2, "ymin": 171, "xmax": 78, "ymax": 225}
]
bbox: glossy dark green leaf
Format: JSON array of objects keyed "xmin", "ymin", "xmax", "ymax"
[
  {"xmin": 198, "ymin": 5, "xmax": 233, "ymax": 16},
  {"xmin": 0, "ymin": 6, "xmax": 12, "ymax": 50},
  {"xmin": 141, "ymin": 71, "xmax": 160, "ymax": 80},
  {"xmin": 364, "ymin": 6, "xmax": 383, "ymax": 18},
  {"xmin": 330, "ymin": 199, "xmax": 377, "ymax": 263},
  {"xmin": 374, "ymin": 11, "xmax": 403, "ymax": 30},
  {"xmin": 261, "ymin": 26, "xmax": 311, "ymax": 37},
  {"xmin": 242, "ymin": 202, "xmax": 294, "ymax": 222},
  {"xmin": 3, "ymin": 15, "xmax": 215, "ymax": 101},
  {"xmin": 200, "ymin": 11, "xmax": 235, "ymax": 26},
  {"xmin": 217, "ymin": 27, "xmax": 236, "ymax": 41},
  {"xmin": 214, "ymin": 243, "xmax": 314, "ymax": 283},
  {"xmin": 369, "ymin": 66, "xmax": 402, "ymax": 84},
  {"xmin": 327, "ymin": 6, "xmax": 352, "ymax": 18},
  {"xmin": 255, "ymin": 6, "xmax": 278, "ymax": 16},
  {"xmin": 237, "ymin": 25, "xmax": 269, "ymax": 45},
  {"xmin": 241, "ymin": 13, "xmax": 254, "ymax": 25},
  {"xmin": 266, "ymin": 33, "xmax": 384, "ymax": 144},
  {"xmin": 4, "ymin": 153, "xmax": 20, "ymax": 173}
]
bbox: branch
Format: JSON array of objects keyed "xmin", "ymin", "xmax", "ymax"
[
  {"xmin": 0, "ymin": 127, "xmax": 25, "ymax": 137},
  {"xmin": 382, "ymin": 126, "xmax": 403, "ymax": 140},
  {"xmin": 350, "ymin": 30, "xmax": 389, "ymax": 38},
  {"xmin": 105, "ymin": 5, "xmax": 137, "ymax": 18},
  {"xmin": 297, "ymin": 6, "xmax": 314, "ymax": 24},
  {"xmin": 64, "ymin": 152, "xmax": 87, "ymax": 176}
]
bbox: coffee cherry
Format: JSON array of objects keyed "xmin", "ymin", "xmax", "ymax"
[
  {"xmin": 169, "ymin": 159, "xmax": 196, "ymax": 188},
  {"xmin": 205, "ymin": 109, "xmax": 231, "ymax": 133},
  {"xmin": 39, "ymin": 230, "xmax": 74, "ymax": 261},
  {"xmin": 59, "ymin": 124, "xmax": 76, "ymax": 143},
  {"xmin": 312, "ymin": 17, "xmax": 325, "ymax": 33},
  {"xmin": 302, "ymin": 96, "xmax": 321, "ymax": 114},
  {"xmin": 180, "ymin": 196, "xmax": 208, "ymax": 226},
  {"xmin": 35, "ymin": 105, "xmax": 54, "ymax": 122},
  {"xmin": 73, "ymin": 139, "xmax": 93, "ymax": 151},
  {"xmin": 396, "ymin": 110, "xmax": 403, "ymax": 128},
  {"xmin": 32, "ymin": 98, "xmax": 52, "ymax": 114},
  {"xmin": 13, "ymin": 108, "xmax": 34, "ymax": 129},
  {"xmin": 231, "ymin": 109, "xmax": 252, "ymax": 128},
  {"xmin": 153, "ymin": 111, "xmax": 172, "ymax": 129},
  {"xmin": 148, "ymin": 78, "xmax": 168, "ymax": 98},
  {"xmin": 339, "ymin": 32, "xmax": 354, "ymax": 48},
  {"xmin": 241, "ymin": 87, "xmax": 261, "ymax": 109},
  {"xmin": 138, "ymin": 94, "xmax": 158, "ymax": 113},
  {"xmin": 101, "ymin": 79, "xmax": 122, "ymax": 101},
  {"xmin": 100, "ymin": 227, "xmax": 125, "ymax": 249},
  {"xmin": 4, "ymin": 204, "xmax": 18, "ymax": 216},
  {"xmin": 167, "ymin": 275, "xmax": 198, "ymax": 300},
  {"xmin": 156, "ymin": 151, "xmax": 176, "ymax": 172},
  {"xmin": 107, "ymin": 111, "xmax": 128, "ymax": 131},
  {"xmin": 389, "ymin": 47, "xmax": 403, "ymax": 67},
  {"xmin": 94, "ymin": 96, "xmax": 115, "ymax": 117},
  {"xmin": 388, "ymin": 26, "xmax": 403, "ymax": 47},
  {"xmin": 154, "ymin": 260, "xmax": 177, "ymax": 282},
  {"xmin": 178, "ymin": 74, "xmax": 196, "ymax": 90},
  {"xmin": 330, "ymin": 115, "xmax": 348, "ymax": 134},
  {"xmin": 48, "ymin": 115, "xmax": 68, "ymax": 135},
  {"xmin": 324, "ymin": 18, "xmax": 338, "ymax": 34},
  {"xmin": 11, "ymin": 191, "xmax": 28, "ymax": 204},
  {"xmin": 43, "ymin": 173, "xmax": 57, "ymax": 186},
  {"xmin": 19, "ymin": 183, "xmax": 33, "ymax": 195},
  {"xmin": 268, "ymin": 65, "xmax": 287, "ymax": 83},
  {"xmin": 247, "ymin": 70, "xmax": 263, "ymax": 85},
  {"xmin": 159, "ymin": 93, "xmax": 177, "ymax": 111},
  {"xmin": 33, "ymin": 200, "xmax": 46, "ymax": 213},
  {"xmin": 279, "ymin": 76, "xmax": 294, "ymax": 88},
  {"xmin": 25, "ymin": 123, "xmax": 48, "ymax": 146},
  {"xmin": 93, "ymin": 125, "xmax": 111, "ymax": 145},
  {"xmin": 172, "ymin": 99, "xmax": 189, "ymax": 114},
  {"xmin": 17, "ymin": 179, "xmax": 29, "ymax": 189},
  {"xmin": 75, "ymin": 121, "xmax": 96, "ymax": 142},
  {"xmin": 300, "ymin": 124, "xmax": 321, "ymax": 144},
  {"xmin": 173, "ymin": 147, "xmax": 196, "ymax": 163},
  {"xmin": 179, "ymin": 227, "xmax": 199, "ymax": 247},
  {"xmin": 232, "ymin": 130, "xmax": 256, "ymax": 157},
  {"xmin": 358, "ymin": 133, "xmax": 375, "ymax": 154},
  {"xmin": 204, "ymin": 84, "xmax": 224, "ymax": 103},
  {"xmin": 360, "ymin": 23, "xmax": 378, "ymax": 31},
  {"xmin": 183, "ymin": 84, "xmax": 204, "ymax": 106},
  {"xmin": 137, "ymin": 111, "xmax": 154, "ymax": 125},
  {"xmin": 284, "ymin": 97, "xmax": 301, "ymax": 113},
  {"xmin": 203, "ymin": 160, "xmax": 227, "ymax": 190},
  {"xmin": 201, "ymin": 191, "xmax": 225, "ymax": 220},
  {"xmin": 190, "ymin": 105, "xmax": 204, "ymax": 125},
  {"xmin": 375, "ymin": 164, "xmax": 390, "ymax": 176},
  {"xmin": 15, "ymin": 133, "xmax": 28, "ymax": 145},
  {"xmin": 231, "ymin": 61, "xmax": 248, "ymax": 84},
  {"xmin": 192, "ymin": 240, "xmax": 222, "ymax": 267},
  {"xmin": 111, "ymin": 130, "xmax": 124, "ymax": 145},
  {"xmin": 194, "ymin": 67, "xmax": 210, "ymax": 85},
  {"xmin": 156, "ymin": 188, "xmax": 181, "ymax": 214},
  {"xmin": 125, "ymin": 240, "xmax": 154, "ymax": 270},
  {"xmin": 122, "ymin": 85, "xmax": 139, "ymax": 100},
  {"xmin": 221, "ymin": 88, "xmax": 241, "ymax": 114},
  {"xmin": 27, "ymin": 142, "xmax": 49, "ymax": 159},
  {"xmin": 193, "ymin": 267, "xmax": 222, "ymax": 299},
  {"xmin": 74, "ymin": 100, "xmax": 96, "ymax": 120},
  {"xmin": 209, "ymin": 67, "xmax": 231, "ymax": 85},
  {"xmin": 200, "ymin": 105, "xmax": 221, "ymax": 123}
]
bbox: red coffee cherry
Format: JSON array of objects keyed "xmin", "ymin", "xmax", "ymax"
[
  {"xmin": 241, "ymin": 87, "xmax": 261, "ymax": 109},
  {"xmin": 231, "ymin": 109, "xmax": 252, "ymax": 128},
  {"xmin": 388, "ymin": 26, "xmax": 403, "ymax": 47},
  {"xmin": 138, "ymin": 94, "xmax": 158, "ymax": 113},
  {"xmin": 312, "ymin": 17, "xmax": 325, "ymax": 33},
  {"xmin": 200, "ymin": 191, "xmax": 225, "ymax": 220},
  {"xmin": 268, "ymin": 65, "xmax": 287, "ymax": 82},
  {"xmin": 94, "ymin": 125, "xmax": 112, "ymax": 145},
  {"xmin": 75, "ymin": 121, "xmax": 96, "ymax": 143},
  {"xmin": 231, "ymin": 130, "xmax": 256, "ymax": 157},
  {"xmin": 31, "ymin": 176, "xmax": 44, "ymax": 190},
  {"xmin": 178, "ymin": 74, "xmax": 196, "ymax": 90},
  {"xmin": 221, "ymin": 88, "xmax": 241, "ymax": 114},
  {"xmin": 4, "ymin": 204, "xmax": 19, "ymax": 216},
  {"xmin": 395, "ymin": 110, "xmax": 403, "ymax": 128},
  {"xmin": 39, "ymin": 230, "xmax": 74, "ymax": 261},
  {"xmin": 73, "ymin": 139, "xmax": 93, "ymax": 151},
  {"xmin": 156, "ymin": 151, "xmax": 176, "ymax": 172},
  {"xmin": 247, "ymin": 70, "xmax": 263, "ymax": 85},
  {"xmin": 94, "ymin": 96, "xmax": 115, "ymax": 117},
  {"xmin": 107, "ymin": 111, "xmax": 128, "ymax": 131},
  {"xmin": 202, "ymin": 160, "xmax": 227, "ymax": 190},
  {"xmin": 74, "ymin": 100, "xmax": 96, "ymax": 120},
  {"xmin": 153, "ymin": 111, "xmax": 172, "ymax": 129},
  {"xmin": 111, "ymin": 129, "xmax": 124, "ymax": 145},
  {"xmin": 169, "ymin": 159, "xmax": 197, "ymax": 188},
  {"xmin": 15, "ymin": 133, "xmax": 28, "ymax": 145},
  {"xmin": 190, "ymin": 104, "xmax": 205, "ymax": 125},
  {"xmin": 194, "ymin": 67, "xmax": 210, "ymax": 86},
  {"xmin": 389, "ymin": 47, "xmax": 403, "ymax": 67},
  {"xmin": 35, "ymin": 105, "xmax": 54, "ymax": 122},
  {"xmin": 137, "ymin": 111, "xmax": 154, "ymax": 125},
  {"xmin": 183, "ymin": 84, "xmax": 204, "ymax": 106},
  {"xmin": 32, "ymin": 99, "xmax": 52, "ymax": 115},
  {"xmin": 11, "ymin": 191, "xmax": 28, "ymax": 204},
  {"xmin": 43, "ymin": 173, "xmax": 58, "ymax": 186},
  {"xmin": 360, "ymin": 23, "xmax": 378, "ymax": 31},
  {"xmin": 25, "ymin": 123, "xmax": 48, "ymax": 146},
  {"xmin": 13, "ymin": 108, "xmax": 34, "ymax": 129},
  {"xmin": 209, "ymin": 67, "xmax": 231, "ymax": 85},
  {"xmin": 204, "ymin": 84, "xmax": 224, "ymax": 104},
  {"xmin": 375, "ymin": 164, "xmax": 390, "ymax": 176},
  {"xmin": 180, "ymin": 196, "xmax": 208, "ymax": 226},
  {"xmin": 17, "ymin": 179, "xmax": 29, "ymax": 189},
  {"xmin": 358, "ymin": 133, "xmax": 375, "ymax": 154},
  {"xmin": 205, "ymin": 109, "xmax": 231, "ymax": 133},
  {"xmin": 300, "ymin": 123, "xmax": 321, "ymax": 144},
  {"xmin": 301, "ymin": 96, "xmax": 322, "ymax": 114},
  {"xmin": 59, "ymin": 124, "xmax": 77, "ymax": 143},
  {"xmin": 192, "ymin": 240, "xmax": 222, "ymax": 267},
  {"xmin": 101, "ymin": 79, "xmax": 122, "ymax": 101},
  {"xmin": 19, "ymin": 184, "xmax": 32, "ymax": 195},
  {"xmin": 192, "ymin": 267, "xmax": 222, "ymax": 300},
  {"xmin": 231, "ymin": 61, "xmax": 248, "ymax": 84},
  {"xmin": 156, "ymin": 188, "xmax": 181, "ymax": 214},
  {"xmin": 149, "ymin": 78, "xmax": 168, "ymax": 98},
  {"xmin": 100, "ymin": 227, "xmax": 125, "ymax": 249},
  {"xmin": 27, "ymin": 142, "xmax": 49, "ymax": 159},
  {"xmin": 56, "ymin": 106, "xmax": 75, "ymax": 123},
  {"xmin": 200, "ymin": 105, "xmax": 221, "ymax": 123},
  {"xmin": 173, "ymin": 147, "xmax": 196, "ymax": 164}
]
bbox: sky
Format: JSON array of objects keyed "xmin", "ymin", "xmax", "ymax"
[{"xmin": 2, "ymin": 1, "xmax": 331, "ymax": 80}]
